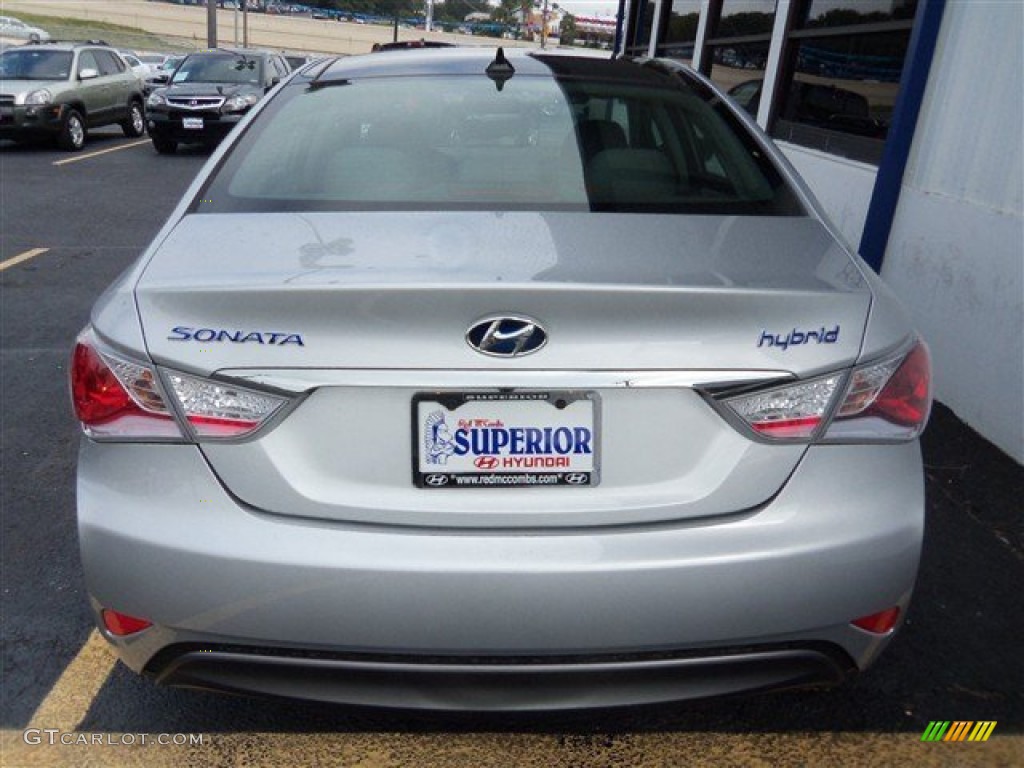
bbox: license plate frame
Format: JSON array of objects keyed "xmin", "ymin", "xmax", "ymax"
[
  {"xmin": 182, "ymin": 116, "xmax": 204, "ymax": 130},
  {"xmin": 413, "ymin": 391, "xmax": 600, "ymax": 489}
]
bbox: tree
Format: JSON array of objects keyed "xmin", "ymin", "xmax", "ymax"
[
  {"xmin": 491, "ymin": 0, "xmax": 520, "ymax": 24},
  {"xmin": 559, "ymin": 12, "xmax": 576, "ymax": 45}
]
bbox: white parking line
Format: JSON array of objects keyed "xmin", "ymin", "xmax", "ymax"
[
  {"xmin": 0, "ymin": 247, "xmax": 50, "ymax": 272},
  {"xmin": 52, "ymin": 139, "xmax": 150, "ymax": 167}
]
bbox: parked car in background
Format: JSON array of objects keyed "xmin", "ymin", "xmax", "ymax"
[
  {"xmin": 0, "ymin": 41, "xmax": 145, "ymax": 150},
  {"xmin": 0, "ymin": 16, "xmax": 50, "ymax": 43},
  {"xmin": 138, "ymin": 53, "xmax": 170, "ymax": 73},
  {"xmin": 143, "ymin": 53, "xmax": 185, "ymax": 95},
  {"xmin": 728, "ymin": 78, "xmax": 887, "ymax": 138},
  {"xmin": 145, "ymin": 48, "xmax": 290, "ymax": 153},
  {"xmin": 281, "ymin": 52, "xmax": 319, "ymax": 71},
  {"xmin": 118, "ymin": 50, "xmax": 151, "ymax": 80},
  {"xmin": 74, "ymin": 49, "xmax": 932, "ymax": 710}
]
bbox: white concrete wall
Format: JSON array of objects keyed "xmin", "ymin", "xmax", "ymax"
[
  {"xmin": 882, "ymin": 1, "xmax": 1024, "ymax": 462},
  {"xmin": 779, "ymin": 143, "xmax": 877, "ymax": 252}
]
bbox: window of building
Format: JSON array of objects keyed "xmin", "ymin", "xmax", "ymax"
[
  {"xmin": 705, "ymin": 0, "xmax": 777, "ymax": 94},
  {"xmin": 771, "ymin": 1, "xmax": 917, "ymax": 164},
  {"xmin": 625, "ymin": 0, "xmax": 657, "ymax": 56},
  {"xmin": 619, "ymin": 0, "xmax": 921, "ymax": 167},
  {"xmin": 655, "ymin": 0, "xmax": 702, "ymax": 64}
]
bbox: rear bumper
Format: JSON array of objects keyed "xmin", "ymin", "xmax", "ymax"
[
  {"xmin": 77, "ymin": 440, "xmax": 924, "ymax": 709},
  {"xmin": 143, "ymin": 643, "xmax": 854, "ymax": 710}
]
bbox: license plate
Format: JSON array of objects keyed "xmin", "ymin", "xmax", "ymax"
[
  {"xmin": 182, "ymin": 117, "xmax": 203, "ymax": 130},
  {"xmin": 414, "ymin": 392, "xmax": 599, "ymax": 489}
]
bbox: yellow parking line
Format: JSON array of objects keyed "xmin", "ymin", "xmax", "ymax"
[
  {"xmin": 52, "ymin": 139, "xmax": 150, "ymax": 167},
  {"xmin": 28, "ymin": 630, "xmax": 117, "ymax": 732},
  {"xmin": 0, "ymin": 247, "xmax": 49, "ymax": 272}
]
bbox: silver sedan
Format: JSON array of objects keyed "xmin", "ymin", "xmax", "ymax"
[{"xmin": 72, "ymin": 48, "xmax": 931, "ymax": 710}]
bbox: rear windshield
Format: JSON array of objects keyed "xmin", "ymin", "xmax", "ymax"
[{"xmin": 197, "ymin": 73, "xmax": 805, "ymax": 215}]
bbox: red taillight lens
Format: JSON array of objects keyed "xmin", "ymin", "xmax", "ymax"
[
  {"xmin": 71, "ymin": 343, "xmax": 135, "ymax": 425},
  {"xmin": 101, "ymin": 609, "xmax": 153, "ymax": 637},
  {"xmin": 70, "ymin": 333, "xmax": 181, "ymax": 440},
  {"xmin": 865, "ymin": 343, "xmax": 931, "ymax": 427},
  {"xmin": 750, "ymin": 415, "xmax": 824, "ymax": 439},
  {"xmin": 851, "ymin": 607, "xmax": 901, "ymax": 634},
  {"xmin": 827, "ymin": 340, "xmax": 932, "ymax": 440}
]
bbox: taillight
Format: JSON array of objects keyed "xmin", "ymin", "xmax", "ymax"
[
  {"xmin": 826, "ymin": 341, "xmax": 931, "ymax": 440},
  {"xmin": 722, "ymin": 373, "xmax": 843, "ymax": 440},
  {"xmin": 719, "ymin": 339, "xmax": 931, "ymax": 443},
  {"xmin": 71, "ymin": 329, "xmax": 289, "ymax": 441},
  {"xmin": 71, "ymin": 335, "xmax": 182, "ymax": 440},
  {"xmin": 165, "ymin": 371, "xmax": 287, "ymax": 439}
]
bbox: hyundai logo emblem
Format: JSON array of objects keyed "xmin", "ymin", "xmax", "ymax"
[
  {"xmin": 565, "ymin": 473, "xmax": 589, "ymax": 485},
  {"xmin": 424, "ymin": 474, "xmax": 449, "ymax": 487},
  {"xmin": 189, "ymin": 99, "xmax": 198, "ymax": 106},
  {"xmin": 466, "ymin": 315, "xmax": 547, "ymax": 357}
]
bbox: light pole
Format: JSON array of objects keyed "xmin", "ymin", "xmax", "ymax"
[
  {"xmin": 206, "ymin": 0, "xmax": 217, "ymax": 47},
  {"xmin": 540, "ymin": 0, "xmax": 549, "ymax": 49}
]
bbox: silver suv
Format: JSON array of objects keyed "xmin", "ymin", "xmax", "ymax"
[{"xmin": 0, "ymin": 41, "xmax": 145, "ymax": 151}]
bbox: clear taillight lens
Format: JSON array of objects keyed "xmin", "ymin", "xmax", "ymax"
[
  {"xmin": 165, "ymin": 371, "xmax": 287, "ymax": 439},
  {"xmin": 71, "ymin": 336, "xmax": 182, "ymax": 440},
  {"xmin": 723, "ymin": 373, "xmax": 843, "ymax": 440},
  {"xmin": 720, "ymin": 339, "xmax": 931, "ymax": 443},
  {"xmin": 826, "ymin": 341, "xmax": 931, "ymax": 440}
]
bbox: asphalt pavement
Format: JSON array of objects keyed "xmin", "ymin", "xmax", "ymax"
[{"xmin": 0, "ymin": 128, "xmax": 1021, "ymax": 767}]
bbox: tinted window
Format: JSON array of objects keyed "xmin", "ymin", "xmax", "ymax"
[
  {"xmin": 94, "ymin": 50, "xmax": 125, "ymax": 76},
  {"xmin": 77, "ymin": 50, "xmax": 100, "ymax": 75},
  {"xmin": 772, "ymin": 29, "xmax": 911, "ymax": 164},
  {"xmin": 800, "ymin": 0, "xmax": 917, "ymax": 29},
  {"xmin": 658, "ymin": 0, "xmax": 702, "ymax": 62},
  {"xmin": 173, "ymin": 53, "xmax": 262, "ymax": 84},
  {"xmin": 198, "ymin": 74, "xmax": 804, "ymax": 216}
]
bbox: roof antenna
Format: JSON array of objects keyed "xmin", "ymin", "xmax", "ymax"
[{"xmin": 485, "ymin": 47, "xmax": 515, "ymax": 92}]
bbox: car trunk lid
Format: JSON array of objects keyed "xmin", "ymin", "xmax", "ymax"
[{"xmin": 135, "ymin": 211, "xmax": 871, "ymax": 528}]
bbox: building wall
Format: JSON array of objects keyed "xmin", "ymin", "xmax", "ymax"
[
  {"xmin": 881, "ymin": 1, "xmax": 1024, "ymax": 462},
  {"xmin": 779, "ymin": 143, "xmax": 876, "ymax": 253},
  {"xmin": 780, "ymin": 3, "xmax": 1023, "ymax": 461}
]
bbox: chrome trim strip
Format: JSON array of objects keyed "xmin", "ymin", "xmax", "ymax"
[{"xmin": 217, "ymin": 369, "xmax": 792, "ymax": 393}]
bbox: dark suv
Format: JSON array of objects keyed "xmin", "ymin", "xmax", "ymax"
[
  {"xmin": 0, "ymin": 41, "xmax": 146, "ymax": 151},
  {"xmin": 145, "ymin": 48, "xmax": 290, "ymax": 154}
]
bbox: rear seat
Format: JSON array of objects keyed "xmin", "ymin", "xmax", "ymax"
[
  {"xmin": 586, "ymin": 148, "xmax": 683, "ymax": 203},
  {"xmin": 451, "ymin": 147, "xmax": 560, "ymax": 201}
]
